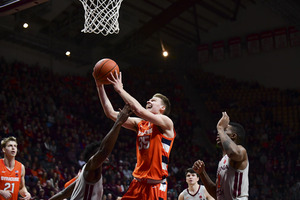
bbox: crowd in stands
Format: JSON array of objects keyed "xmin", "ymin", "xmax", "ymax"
[{"xmin": 0, "ymin": 57, "xmax": 299, "ymax": 200}]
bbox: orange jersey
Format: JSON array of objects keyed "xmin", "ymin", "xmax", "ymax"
[
  {"xmin": 0, "ymin": 159, "xmax": 22, "ymax": 200},
  {"xmin": 132, "ymin": 120, "xmax": 175, "ymax": 180}
]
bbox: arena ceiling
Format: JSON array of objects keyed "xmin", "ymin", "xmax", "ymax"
[{"xmin": 0, "ymin": 0, "xmax": 300, "ymax": 66}]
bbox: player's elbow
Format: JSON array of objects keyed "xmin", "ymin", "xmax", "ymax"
[
  {"xmin": 227, "ymin": 149, "xmax": 243, "ymax": 161},
  {"xmin": 106, "ymin": 112, "xmax": 114, "ymax": 120},
  {"xmin": 103, "ymin": 111, "xmax": 110, "ymax": 118},
  {"xmin": 227, "ymin": 150, "xmax": 237, "ymax": 158},
  {"xmin": 104, "ymin": 111, "xmax": 117, "ymax": 121}
]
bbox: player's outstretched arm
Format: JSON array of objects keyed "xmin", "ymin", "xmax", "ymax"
[
  {"xmin": 217, "ymin": 112, "xmax": 246, "ymax": 162},
  {"xmin": 193, "ymin": 160, "xmax": 216, "ymax": 199},
  {"xmin": 93, "ymin": 76, "xmax": 118, "ymax": 119},
  {"xmin": 19, "ymin": 164, "xmax": 31, "ymax": 200},
  {"xmin": 49, "ymin": 180, "xmax": 76, "ymax": 200},
  {"xmin": 93, "ymin": 74, "xmax": 137, "ymax": 131},
  {"xmin": 86, "ymin": 104, "xmax": 131, "ymax": 171},
  {"xmin": 108, "ymin": 71, "xmax": 174, "ymax": 133},
  {"xmin": 108, "ymin": 71, "xmax": 144, "ymax": 114}
]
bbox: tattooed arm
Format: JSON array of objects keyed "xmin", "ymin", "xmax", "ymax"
[{"xmin": 217, "ymin": 112, "xmax": 246, "ymax": 162}]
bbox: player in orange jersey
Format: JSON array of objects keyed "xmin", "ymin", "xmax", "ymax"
[
  {"xmin": 0, "ymin": 136, "xmax": 31, "ymax": 200},
  {"xmin": 94, "ymin": 71, "xmax": 176, "ymax": 200}
]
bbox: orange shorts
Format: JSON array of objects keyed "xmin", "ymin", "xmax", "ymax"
[{"xmin": 121, "ymin": 178, "xmax": 167, "ymax": 200}]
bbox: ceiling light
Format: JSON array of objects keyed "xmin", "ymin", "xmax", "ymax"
[
  {"xmin": 23, "ymin": 23, "xmax": 28, "ymax": 28},
  {"xmin": 162, "ymin": 50, "xmax": 168, "ymax": 57},
  {"xmin": 160, "ymin": 39, "xmax": 169, "ymax": 58}
]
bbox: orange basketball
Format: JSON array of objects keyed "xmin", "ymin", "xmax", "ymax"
[{"xmin": 93, "ymin": 58, "xmax": 120, "ymax": 84}]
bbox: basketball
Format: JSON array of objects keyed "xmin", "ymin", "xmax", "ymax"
[{"xmin": 93, "ymin": 58, "xmax": 120, "ymax": 84}]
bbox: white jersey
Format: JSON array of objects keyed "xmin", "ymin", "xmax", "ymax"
[
  {"xmin": 216, "ymin": 155, "xmax": 249, "ymax": 200},
  {"xmin": 70, "ymin": 164, "xmax": 103, "ymax": 200},
  {"xmin": 182, "ymin": 185, "xmax": 207, "ymax": 200}
]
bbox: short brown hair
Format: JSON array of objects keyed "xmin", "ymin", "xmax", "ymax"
[
  {"xmin": 153, "ymin": 93, "xmax": 171, "ymax": 115},
  {"xmin": 1, "ymin": 136, "xmax": 17, "ymax": 149},
  {"xmin": 185, "ymin": 168, "xmax": 199, "ymax": 178}
]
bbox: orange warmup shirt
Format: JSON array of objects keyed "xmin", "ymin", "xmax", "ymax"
[{"xmin": 0, "ymin": 159, "xmax": 22, "ymax": 200}]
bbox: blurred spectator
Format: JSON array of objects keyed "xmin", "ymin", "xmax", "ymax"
[
  {"xmin": 77, "ymin": 154, "xmax": 86, "ymax": 167},
  {"xmin": 122, "ymin": 165, "xmax": 132, "ymax": 180}
]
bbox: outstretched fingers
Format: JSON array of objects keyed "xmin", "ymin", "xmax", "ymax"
[
  {"xmin": 217, "ymin": 111, "xmax": 230, "ymax": 130},
  {"xmin": 116, "ymin": 104, "xmax": 132, "ymax": 124},
  {"xmin": 118, "ymin": 71, "xmax": 122, "ymax": 82},
  {"xmin": 108, "ymin": 70, "xmax": 120, "ymax": 81},
  {"xmin": 119, "ymin": 104, "xmax": 132, "ymax": 115}
]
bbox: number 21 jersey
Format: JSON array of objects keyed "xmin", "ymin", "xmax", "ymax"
[{"xmin": 0, "ymin": 159, "xmax": 22, "ymax": 200}]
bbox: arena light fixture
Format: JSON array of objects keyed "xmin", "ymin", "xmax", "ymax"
[
  {"xmin": 160, "ymin": 39, "xmax": 169, "ymax": 57},
  {"xmin": 65, "ymin": 51, "xmax": 71, "ymax": 57},
  {"xmin": 23, "ymin": 23, "xmax": 28, "ymax": 28}
]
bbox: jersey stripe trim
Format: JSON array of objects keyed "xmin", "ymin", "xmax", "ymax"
[
  {"xmin": 159, "ymin": 182, "xmax": 167, "ymax": 192},
  {"xmin": 187, "ymin": 185, "xmax": 201, "ymax": 197},
  {"xmin": 162, "ymin": 138, "xmax": 172, "ymax": 153},
  {"xmin": 83, "ymin": 184, "xmax": 94, "ymax": 200},
  {"xmin": 83, "ymin": 184, "xmax": 89, "ymax": 200},
  {"xmin": 233, "ymin": 171, "xmax": 243, "ymax": 198},
  {"xmin": 162, "ymin": 155, "xmax": 168, "ymax": 164},
  {"xmin": 238, "ymin": 172, "xmax": 243, "ymax": 196},
  {"xmin": 162, "ymin": 138, "xmax": 171, "ymax": 145},
  {"xmin": 233, "ymin": 171, "xmax": 238, "ymax": 198},
  {"xmin": 162, "ymin": 155, "xmax": 169, "ymax": 170}
]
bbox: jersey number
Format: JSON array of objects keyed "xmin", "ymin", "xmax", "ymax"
[
  {"xmin": 4, "ymin": 183, "xmax": 15, "ymax": 193},
  {"xmin": 138, "ymin": 135, "xmax": 150, "ymax": 150}
]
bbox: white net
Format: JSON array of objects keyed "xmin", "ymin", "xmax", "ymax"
[{"xmin": 79, "ymin": 0, "xmax": 123, "ymax": 36}]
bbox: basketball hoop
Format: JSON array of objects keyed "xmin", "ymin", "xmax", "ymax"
[{"xmin": 79, "ymin": 0, "xmax": 123, "ymax": 36}]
